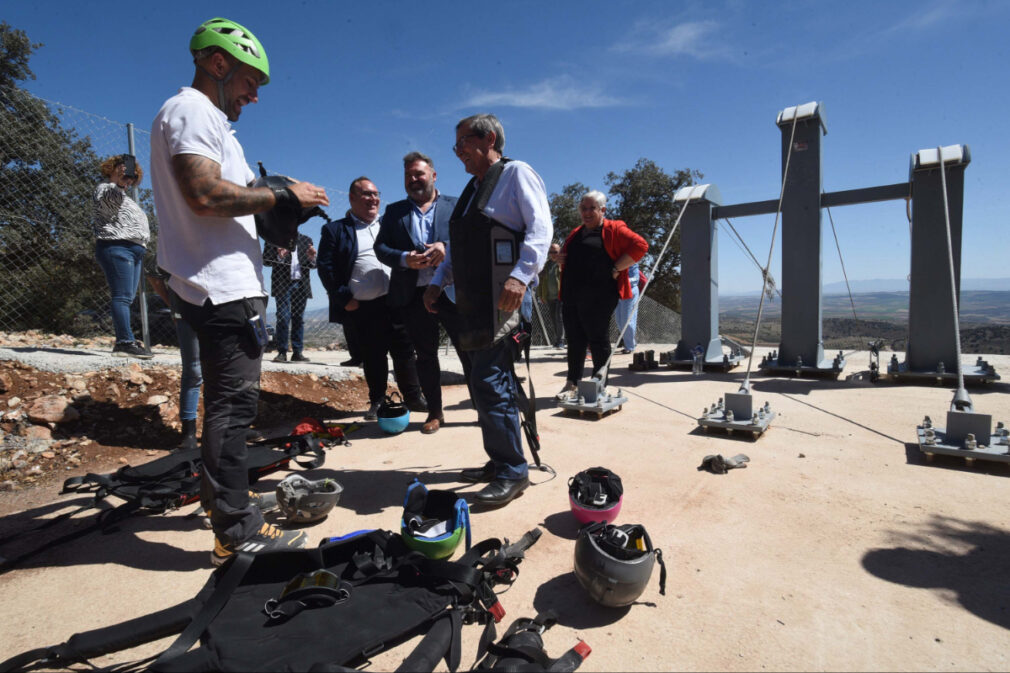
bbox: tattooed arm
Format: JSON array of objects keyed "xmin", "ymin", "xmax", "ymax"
[{"xmin": 171, "ymin": 154, "xmax": 330, "ymax": 218}]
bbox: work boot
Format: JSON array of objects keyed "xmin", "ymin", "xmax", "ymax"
[
  {"xmin": 211, "ymin": 523, "xmax": 307, "ymax": 566},
  {"xmin": 273, "ymin": 351, "xmax": 288, "ymax": 362},
  {"xmin": 179, "ymin": 418, "xmax": 198, "ymax": 451},
  {"xmin": 290, "ymin": 351, "xmax": 310, "ymax": 362}
]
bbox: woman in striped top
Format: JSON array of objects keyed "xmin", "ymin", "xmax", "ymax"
[{"xmin": 93, "ymin": 155, "xmax": 152, "ymax": 359}]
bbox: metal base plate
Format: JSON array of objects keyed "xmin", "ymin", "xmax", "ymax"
[
  {"xmin": 917, "ymin": 426, "xmax": 1010, "ymax": 465},
  {"xmin": 659, "ymin": 351, "xmax": 743, "ymax": 373},
  {"xmin": 759, "ymin": 357, "xmax": 845, "ymax": 379},
  {"xmin": 557, "ymin": 378, "xmax": 628, "ymax": 419},
  {"xmin": 697, "ymin": 393, "xmax": 776, "ymax": 439},
  {"xmin": 888, "ymin": 359, "xmax": 1000, "ymax": 385}
]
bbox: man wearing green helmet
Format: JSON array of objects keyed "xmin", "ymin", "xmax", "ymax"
[{"xmin": 150, "ymin": 17, "xmax": 330, "ymax": 566}]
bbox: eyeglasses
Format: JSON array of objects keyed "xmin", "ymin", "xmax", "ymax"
[
  {"xmin": 354, "ymin": 190, "xmax": 381, "ymax": 199},
  {"xmin": 452, "ymin": 133, "xmax": 480, "ymax": 153}
]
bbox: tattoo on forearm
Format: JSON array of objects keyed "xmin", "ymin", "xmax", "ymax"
[{"xmin": 173, "ymin": 154, "xmax": 272, "ymax": 217}]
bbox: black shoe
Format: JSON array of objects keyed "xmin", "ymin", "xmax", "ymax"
[
  {"xmin": 179, "ymin": 418, "xmax": 198, "ymax": 451},
  {"xmin": 273, "ymin": 351, "xmax": 288, "ymax": 362},
  {"xmin": 290, "ymin": 352, "xmax": 310, "ymax": 362},
  {"xmin": 473, "ymin": 477, "xmax": 529, "ymax": 506},
  {"xmin": 340, "ymin": 358, "xmax": 362, "ymax": 367},
  {"xmin": 364, "ymin": 402, "xmax": 380, "ymax": 422},
  {"xmin": 112, "ymin": 341, "xmax": 154, "ymax": 360},
  {"xmin": 405, "ymin": 396, "xmax": 429, "ymax": 413},
  {"xmin": 459, "ymin": 460, "xmax": 496, "ymax": 483}
]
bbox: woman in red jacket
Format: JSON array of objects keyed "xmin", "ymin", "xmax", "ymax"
[{"xmin": 555, "ymin": 190, "xmax": 648, "ymax": 399}]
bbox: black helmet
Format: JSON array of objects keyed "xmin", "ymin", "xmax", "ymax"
[
  {"xmin": 573, "ymin": 522, "xmax": 666, "ymax": 607},
  {"xmin": 252, "ymin": 164, "xmax": 328, "ymax": 249},
  {"xmin": 275, "ymin": 474, "xmax": 343, "ymax": 524},
  {"xmin": 377, "ymin": 392, "xmax": 410, "ymax": 435}
]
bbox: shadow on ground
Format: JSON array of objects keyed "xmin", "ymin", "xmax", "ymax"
[{"xmin": 862, "ymin": 515, "xmax": 1010, "ymax": 630}]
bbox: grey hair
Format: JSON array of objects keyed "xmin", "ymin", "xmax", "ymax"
[
  {"xmin": 403, "ymin": 151, "xmax": 433, "ymax": 168},
  {"xmin": 582, "ymin": 190, "xmax": 607, "ymax": 209},
  {"xmin": 456, "ymin": 114, "xmax": 505, "ymax": 153}
]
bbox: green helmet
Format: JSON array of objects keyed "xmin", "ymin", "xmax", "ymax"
[{"xmin": 190, "ymin": 17, "xmax": 270, "ymax": 85}]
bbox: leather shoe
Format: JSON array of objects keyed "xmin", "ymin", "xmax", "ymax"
[
  {"xmin": 291, "ymin": 351, "xmax": 310, "ymax": 362},
  {"xmin": 458, "ymin": 460, "xmax": 495, "ymax": 483},
  {"xmin": 474, "ymin": 477, "xmax": 529, "ymax": 506},
  {"xmin": 340, "ymin": 358, "xmax": 362, "ymax": 367},
  {"xmin": 421, "ymin": 416, "xmax": 443, "ymax": 434},
  {"xmin": 273, "ymin": 351, "xmax": 287, "ymax": 362}
]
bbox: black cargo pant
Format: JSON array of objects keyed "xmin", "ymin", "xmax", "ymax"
[{"xmin": 178, "ymin": 295, "xmax": 265, "ymax": 546}]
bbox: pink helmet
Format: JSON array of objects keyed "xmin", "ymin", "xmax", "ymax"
[{"xmin": 568, "ymin": 467, "xmax": 623, "ymax": 525}]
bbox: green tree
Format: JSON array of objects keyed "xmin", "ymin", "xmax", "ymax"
[
  {"xmin": 0, "ymin": 22, "xmax": 156, "ymax": 335},
  {"xmin": 547, "ymin": 181, "xmax": 589, "ymax": 244},
  {"xmin": 605, "ymin": 158, "xmax": 702, "ymax": 310}
]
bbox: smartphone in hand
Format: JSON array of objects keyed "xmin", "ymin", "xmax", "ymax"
[{"xmin": 122, "ymin": 154, "xmax": 137, "ymax": 179}]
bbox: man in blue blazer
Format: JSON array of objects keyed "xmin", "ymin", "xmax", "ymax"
[
  {"xmin": 375, "ymin": 152, "xmax": 471, "ymax": 434},
  {"xmin": 317, "ymin": 176, "xmax": 424, "ymax": 419}
]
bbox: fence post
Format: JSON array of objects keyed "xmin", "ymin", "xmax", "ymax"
[{"xmin": 127, "ymin": 122, "xmax": 150, "ymax": 349}]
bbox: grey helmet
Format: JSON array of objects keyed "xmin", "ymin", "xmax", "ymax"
[
  {"xmin": 573, "ymin": 522, "xmax": 666, "ymax": 607},
  {"xmin": 275, "ymin": 474, "xmax": 343, "ymax": 524}
]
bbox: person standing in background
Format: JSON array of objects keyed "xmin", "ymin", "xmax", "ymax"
[
  {"xmin": 263, "ymin": 233, "xmax": 316, "ymax": 362},
  {"xmin": 93, "ymin": 154, "xmax": 153, "ymax": 359}
]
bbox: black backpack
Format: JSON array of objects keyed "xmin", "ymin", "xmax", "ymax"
[{"xmin": 1, "ymin": 528, "xmax": 543, "ymax": 673}]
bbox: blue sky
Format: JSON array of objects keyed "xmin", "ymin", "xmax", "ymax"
[{"xmin": 6, "ymin": 0, "xmax": 1008, "ymax": 308}]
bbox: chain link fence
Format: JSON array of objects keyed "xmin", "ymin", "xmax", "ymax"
[{"xmin": 1, "ymin": 87, "xmax": 682, "ymax": 352}]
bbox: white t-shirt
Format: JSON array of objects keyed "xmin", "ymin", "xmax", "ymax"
[
  {"xmin": 349, "ymin": 214, "xmax": 390, "ymax": 301},
  {"xmin": 150, "ymin": 87, "xmax": 265, "ymax": 306}
]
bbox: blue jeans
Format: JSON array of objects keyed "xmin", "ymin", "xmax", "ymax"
[
  {"xmin": 469, "ymin": 338, "xmax": 527, "ymax": 481},
  {"xmin": 615, "ymin": 285, "xmax": 640, "ymax": 351},
  {"xmin": 176, "ymin": 315, "xmax": 203, "ymax": 421},
  {"xmin": 274, "ymin": 284, "xmax": 307, "ymax": 353},
  {"xmin": 95, "ymin": 240, "xmax": 145, "ymax": 343}
]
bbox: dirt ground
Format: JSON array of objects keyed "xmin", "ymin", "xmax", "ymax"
[{"xmin": 1, "ymin": 343, "xmax": 1009, "ymax": 671}]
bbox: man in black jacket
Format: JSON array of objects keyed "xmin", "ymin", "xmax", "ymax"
[
  {"xmin": 263, "ymin": 233, "xmax": 315, "ymax": 362},
  {"xmin": 375, "ymin": 152, "xmax": 470, "ymax": 434}
]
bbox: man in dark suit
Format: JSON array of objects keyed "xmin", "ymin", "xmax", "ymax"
[
  {"xmin": 263, "ymin": 233, "xmax": 316, "ymax": 362},
  {"xmin": 376, "ymin": 152, "xmax": 471, "ymax": 434},
  {"xmin": 317, "ymin": 177, "xmax": 425, "ymax": 420}
]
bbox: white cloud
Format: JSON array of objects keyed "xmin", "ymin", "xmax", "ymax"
[
  {"xmin": 612, "ymin": 20, "xmax": 729, "ymax": 60},
  {"xmin": 458, "ymin": 76, "xmax": 624, "ymax": 111}
]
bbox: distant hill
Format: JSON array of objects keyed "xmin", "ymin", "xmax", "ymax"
[
  {"xmin": 723, "ymin": 277, "xmax": 1010, "ymax": 296},
  {"xmin": 719, "ymin": 290, "xmax": 1010, "ymax": 325}
]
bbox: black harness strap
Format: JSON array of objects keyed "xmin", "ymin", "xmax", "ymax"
[{"xmin": 150, "ymin": 552, "xmax": 255, "ymax": 670}]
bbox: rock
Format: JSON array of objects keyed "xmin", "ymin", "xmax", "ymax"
[
  {"xmin": 147, "ymin": 394, "xmax": 170, "ymax": 406},
  {"xmin": 26, "ymin": 395, "xmax": 80, "ymax": 424},
  {"xmin": 118, "ymin": 457, "xmax": 129, "ymax": 464},
  {"xmin": 0, "ymin": 371, "xmax": 12, "ymax": 393},
  {"xmin": 41, "ymin": 451, "xmax": 55, "ymax": 459},
  {"xmin": 7, "ymin": 396, "xmax": 21, "ymax": 408},
  {"xmin": 0, "ymin": 481, "xmax": 15, "ymax": 492},
  {"xmin": 23, "ymin": 426, "xmax": 53, "ymax": 442},
  {"xmin": 106, "ymin": 384, "xmax": 121, "ymax": 399}
]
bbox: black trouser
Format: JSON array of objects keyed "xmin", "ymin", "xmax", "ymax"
[
  {"xmin": 563, "ymin": 292, "xmax": 619, "ymax": 383},
  {"xmin": 546, "ymin": 298, "xmax": 564, "ymax": 346},
  {"xmin": 342, "ymin": 296, "xmax": 423, "ymax": 405},
  {"xmin": 177, "ymin": 296, "xmax": 265, "ymax": 546},
  {"xmin": 397, "ymin": 288, "xmax": 472, "ymax": 418}
]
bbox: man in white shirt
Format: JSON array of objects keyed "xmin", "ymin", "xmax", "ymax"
[
  {"xmin": 317, "ymin": 178, "xmax": 424, "ymax": 420},
  {"xmin": 150, "ymin": 17, "xmax": 329, "ymax": 565},
  {"xmin": 425, "ymin": 113, "xmax": 552, "ymax": 507}
]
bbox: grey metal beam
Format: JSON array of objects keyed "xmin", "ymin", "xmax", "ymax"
[
  {"xmin": 712, "ymin": 182, "xmax": 910, "ymax": 221},
  {"xmin": 821, "ymin": 182, "xmax": 910, "ymax": 207}
]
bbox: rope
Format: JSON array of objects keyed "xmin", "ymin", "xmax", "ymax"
[
  {"xmin": 741, "ymin": 113, "xmax": 799, "ymax": 390},
  {"xmin": 824, "ymin": 205, "xmax": 859, "ymax": 321},
  {"xmin": 936, "ymin": 147, "xmax": 968, "ymax": 402},
  {"xmin": 722, "ymin": 217, "xmax": 782, "ymax": 299}
]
